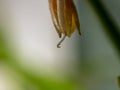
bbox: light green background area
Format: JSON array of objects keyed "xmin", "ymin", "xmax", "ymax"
[{"xmin": 0, "ymin": 0, "xmax": 120, "ymax": 90}]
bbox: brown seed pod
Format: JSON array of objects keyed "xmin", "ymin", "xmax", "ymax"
[{"xmin": 49, "ymin": 0, "xmax": 81, "ymax": 48}]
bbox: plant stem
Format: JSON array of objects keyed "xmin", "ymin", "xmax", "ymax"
[{"xmin": 88, "ymin": 0, "xmax": 120, "ymax": 55}]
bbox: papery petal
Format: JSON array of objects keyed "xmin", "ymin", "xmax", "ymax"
[
  {"xmin": 57, "ymin": 0, "xmax": 67, "ymax": 35},
  {"xmin": 71, "ymin": 0, "xmax": 81, "ymax": 35},
  {"xmin": 49, "ymin": 0, "xmax": 62, "ymax": 38}
]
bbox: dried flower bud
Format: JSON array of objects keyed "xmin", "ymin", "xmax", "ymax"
[{"xmin": 49, "ymin": 0, "xmax": 81, "ymax": 48}]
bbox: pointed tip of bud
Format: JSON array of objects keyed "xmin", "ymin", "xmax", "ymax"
[{"xmin": 57, "ymin": 35, "xmax": 66, "ymax": 48}]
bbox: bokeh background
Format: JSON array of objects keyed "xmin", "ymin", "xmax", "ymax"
[{"xmin": 0, "ymin": 0, "xmax": 120, "ymax": 90}]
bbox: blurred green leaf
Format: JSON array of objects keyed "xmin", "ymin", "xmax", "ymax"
[{"xmin": 0, "ymin": 27, "xmax": 81, "ymax": 90}]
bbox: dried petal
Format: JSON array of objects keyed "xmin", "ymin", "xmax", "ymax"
[
  {"xmin": 71, "ymin": 0, "xmax": 81, "ymax": 35},
  {"xmin": 49, "ymin": 0, "xmax": 62, "ymax": 38}
]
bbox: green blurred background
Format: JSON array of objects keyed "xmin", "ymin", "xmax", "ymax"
[{"xmin": 0, "ymin": 0, "xmax": 120, "ymax": 90}]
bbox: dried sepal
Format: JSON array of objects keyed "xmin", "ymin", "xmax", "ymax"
[{"xmin": 49, "ymin": 0, "xmax": 81, "ymax": 48}]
